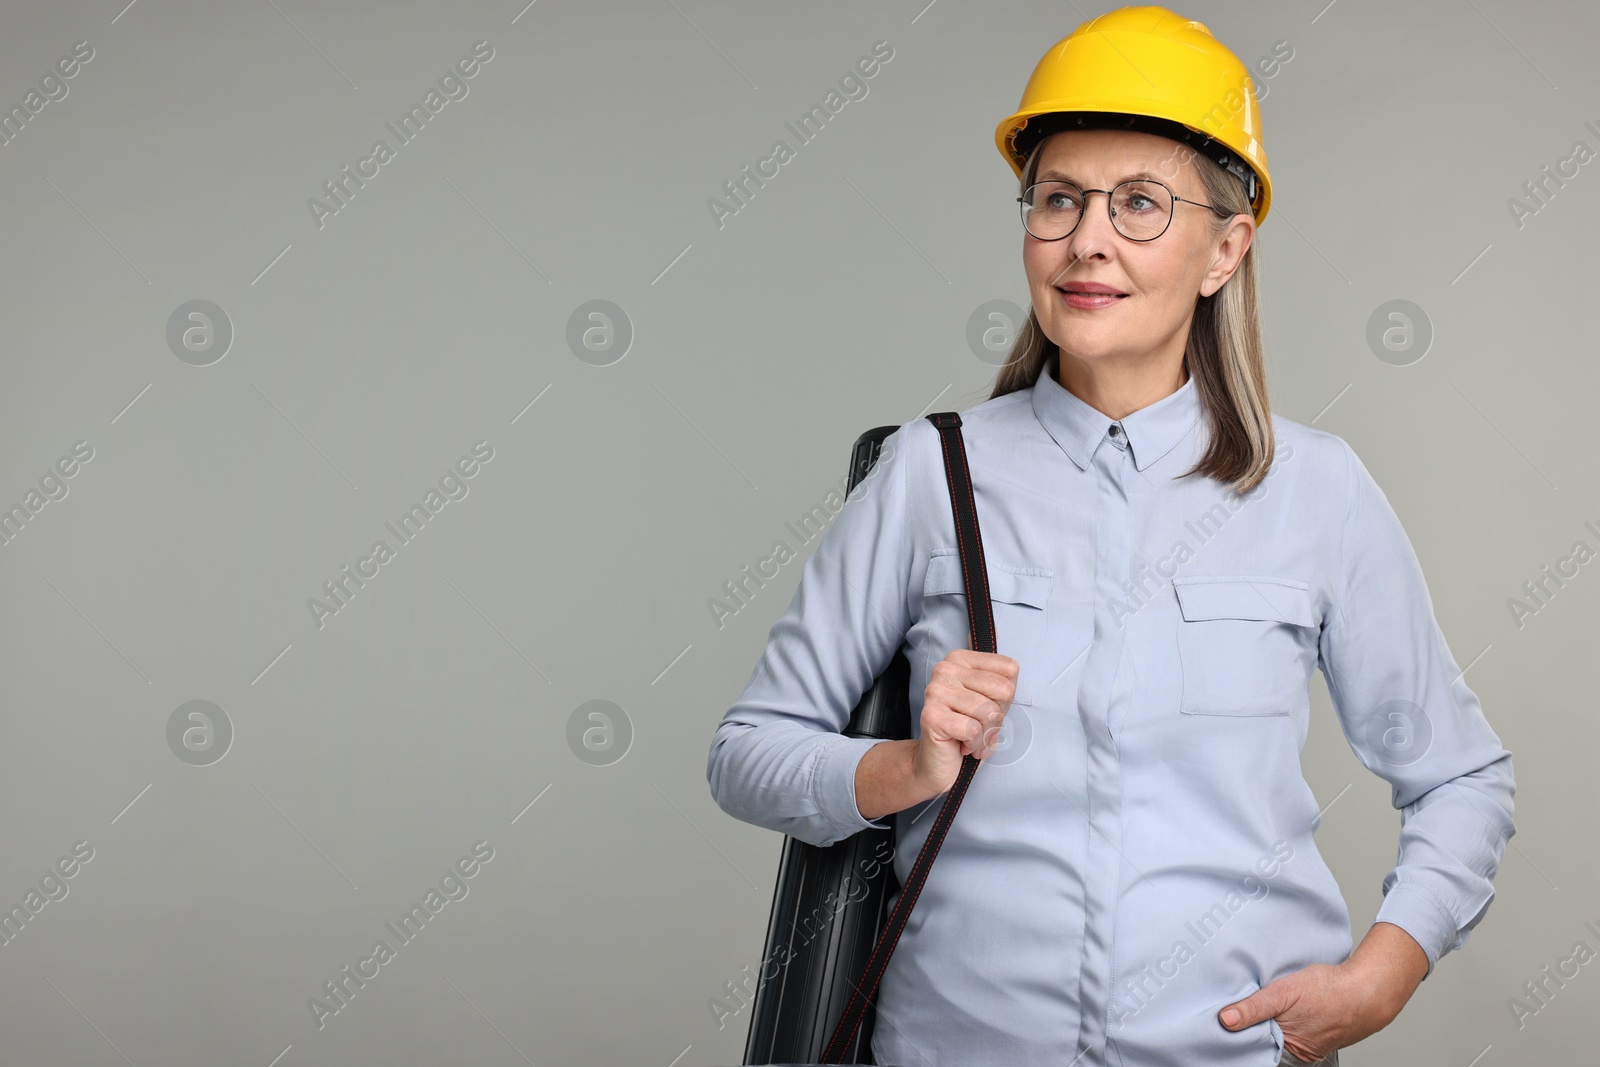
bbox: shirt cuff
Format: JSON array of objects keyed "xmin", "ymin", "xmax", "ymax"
[
  {"xmin": 1373, "ymin": 879, "xmax": 1459, "ymax": 981},
  {"xmin": 812, "ymin": 734, "xmax": 896, "ymax": 841}
]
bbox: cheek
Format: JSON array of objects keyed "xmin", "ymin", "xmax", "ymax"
[
  {"xmin": 1156, "ymin": 236, "xmax": 1211, "ymax": 292},
  {"xmin": 1126, "ymin": 250, "xmax": 1189, "ymax": 301},
  {"xmin": 1022, "ymin": 241, "xmax": 1045, "ymax": 277},
  {"xmin": 1023, "ymin": 244, "xmax": 1063, "ymax": 291}
]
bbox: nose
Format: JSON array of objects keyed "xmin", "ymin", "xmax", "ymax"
[
  {"xmin": 1048, "ymin": 190, "xmax": 1118, "ymax": 280},
  {"xmin": 1066, "ymin": 190, "xmax": 1120, "ymax": 255}
]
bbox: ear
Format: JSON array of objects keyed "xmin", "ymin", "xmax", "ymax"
[{"xmin": 1200, "ymin": 213, "xmax": 1255, "ymax": 297}]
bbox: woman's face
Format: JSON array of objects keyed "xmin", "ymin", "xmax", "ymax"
[{"xmin": 1022, "ymin": 128, "xmax": 1254, "ymax": 376}]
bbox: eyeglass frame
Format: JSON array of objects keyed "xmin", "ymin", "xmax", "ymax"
[{"xmin": 1016, "ymin": 178, "xmax": 1228, "ymax": 242}]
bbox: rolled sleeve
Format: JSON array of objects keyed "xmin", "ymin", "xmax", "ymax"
[
  {"xmin": 1371, "ymin": 879, "xmax": 1466, "ymax": 978},
  {"xmin": 1317, "ymin": 440, "xmax": 1517, "ymax": 980},
  {"xmin": 707, "ymin": 421, "xmax": 918, "ymax": 849}
]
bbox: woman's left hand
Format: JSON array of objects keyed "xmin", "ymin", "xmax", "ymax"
[{"xmin": 1217, "ymin": 922, "xmax": 1430, "ymax": 1062}]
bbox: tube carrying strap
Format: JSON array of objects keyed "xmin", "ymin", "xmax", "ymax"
[{"xmin": 821, "ymin": 411, "xmax": 994, "ymax": 1063}]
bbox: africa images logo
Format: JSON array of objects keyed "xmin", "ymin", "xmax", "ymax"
[{"xmin": 706, "ymin": 41, "xmax": 894, "ymax": 230}]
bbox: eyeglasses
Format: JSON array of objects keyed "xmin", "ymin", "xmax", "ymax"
[{"xmin": 1017, "ymin": 179, "xmax": 1224, "ymax": 242}]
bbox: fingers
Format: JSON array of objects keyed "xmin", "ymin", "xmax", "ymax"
[
  {"xmin": 922, "ymin": 702, "xmax": 991, "ymax": 757},
  {"xmin": 925, "ymin": 654, "xmax": 1018, "ymax": 756},
  {"xmin": 931, "ymin": 651, "xmax": 1019, "ymax": 714},
  {"xmin": 943, "ymin": 647, "xmax": 1020, "ymax": 686}
]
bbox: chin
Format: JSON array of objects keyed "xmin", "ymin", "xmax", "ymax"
[
  {"xmin": 1046, "ymin": 324, "xmax": 1118, "ymax": 354},
  {"xmin": 1053, "ymin": 338, "xmax": 1141, "ymax": 365}
]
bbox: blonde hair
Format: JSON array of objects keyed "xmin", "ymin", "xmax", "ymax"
[{"xmin": 988, "ymin": 130, "xmax": 1275, "ymax": 494}]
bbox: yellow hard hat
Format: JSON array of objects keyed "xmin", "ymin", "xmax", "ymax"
[{"xmin": 995, "ymin": 6, "xmax": 1273, "ymax": 226}]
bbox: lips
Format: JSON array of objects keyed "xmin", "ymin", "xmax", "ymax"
[{"xmin": 1058, "ymin": 283, "xmax": 1127, "ymax": 297}]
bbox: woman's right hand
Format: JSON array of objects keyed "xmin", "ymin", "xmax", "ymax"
[{"xmin": 911, "ymin": 648, "xmax": 1021, "ymax": 795}]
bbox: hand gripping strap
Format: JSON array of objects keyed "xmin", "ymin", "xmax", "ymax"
[{"xmin": 821, "ymin": 411, "xmax": 994, "ymax": 1063}]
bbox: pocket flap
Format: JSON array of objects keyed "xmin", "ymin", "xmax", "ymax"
[
  {"xmin": 1173, "ymin": 575, "xmax": 1316, "ymax": 626},
  {"xmin": 923, "ymin": 552, "xmax": 1053, "ymax": 608}
]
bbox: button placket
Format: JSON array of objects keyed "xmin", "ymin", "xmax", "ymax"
[{"xmin": 1073, "ymin": 436, "xmax": 1134, "ymax": 1067}]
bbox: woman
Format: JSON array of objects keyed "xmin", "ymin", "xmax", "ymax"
[{"xmin": 706, "ymin": 8, "xmax": 1515, "ymax": 1066}]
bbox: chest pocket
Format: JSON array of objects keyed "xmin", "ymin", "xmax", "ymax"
[
  {"xmin": 1173, "ymin": 575, "xmax": 1318, "ymax": 717},
  {"xmin": 921, "ymin": 551, "xmax": 1053, "ymax": 706}
]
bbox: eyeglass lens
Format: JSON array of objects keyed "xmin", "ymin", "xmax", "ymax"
[{"xmin": 1021, "ymin": 180, "xmax": 1175, "ymax": 241}]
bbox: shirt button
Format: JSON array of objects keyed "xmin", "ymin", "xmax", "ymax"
[{"xmin": 1109, "ymin": 424, "xmax": 1121, "ymax": 436}]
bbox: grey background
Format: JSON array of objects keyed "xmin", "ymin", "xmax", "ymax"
[{"xmin": 0, "ymin": 0, "xmax": 1593, "ymax": 1064}]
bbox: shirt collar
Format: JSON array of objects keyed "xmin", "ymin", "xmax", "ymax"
[{"xmin": 1029, "ymin": 350, "xmax": 1203, "ymax": 471}]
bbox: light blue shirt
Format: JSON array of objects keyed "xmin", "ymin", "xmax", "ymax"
[{"xmin": 706, "ymin": 352, "xmax": 1516, "ymax": 1067}]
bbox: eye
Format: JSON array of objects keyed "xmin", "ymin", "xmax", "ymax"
[
  {"xmin": 1043, "ymin": 187, "xmax": 1080, "ymax": 211},
  {"xmin": 1115, "ymin": 182, "xmax": 1171, "ymax": 216}
]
